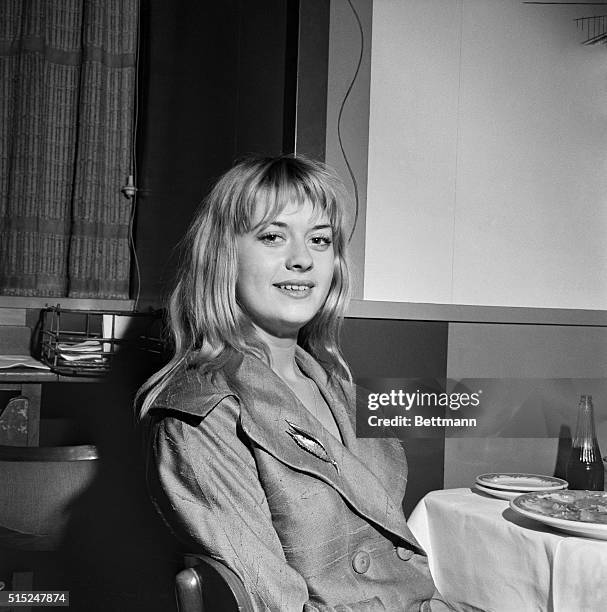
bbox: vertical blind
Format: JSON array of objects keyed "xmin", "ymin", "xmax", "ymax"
[{"xmin": 0, "ymin": 0, "xmax": 138, "ymax": 298}]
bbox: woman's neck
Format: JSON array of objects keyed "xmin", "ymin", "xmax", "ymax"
[{"xmin": 251, "ymin": 324, "xmax": 302, "ymax": 383}]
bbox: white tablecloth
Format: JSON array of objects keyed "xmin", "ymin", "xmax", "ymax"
[{"xmin": 408, "ymin": 488, "xmax": 607, "ymax": 612}]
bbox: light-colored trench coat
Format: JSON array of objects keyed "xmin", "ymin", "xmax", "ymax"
[{"xmin": 144, "ymin": 347, "xmax": 452, "ymax": 611}]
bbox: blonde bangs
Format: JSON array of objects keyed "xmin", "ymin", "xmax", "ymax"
[{"xmin": 230, "ymin": 159, "xmax": 347, "ymax": 239}]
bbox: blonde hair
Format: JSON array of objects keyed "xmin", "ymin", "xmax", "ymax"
[{"xmin": 137, "ymin": 155, "xmax": 352, "ymax": 418}]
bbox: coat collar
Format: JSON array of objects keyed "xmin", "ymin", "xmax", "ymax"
[
  {"xmin": 152, "ymin": 348, "xmax": 423, "ymax": 553},
  {"xmin": 151, "ymin": 360, "xmax": 236, "ymax": 422}
]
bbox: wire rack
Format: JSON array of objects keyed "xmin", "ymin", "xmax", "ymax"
[
  {"xmin": 576, "ymin": 15, "xmax": 607, "ymax": 45},
  {"xmin": 39, "ymin": 306, "xmax": 164, "ymax": 376}
]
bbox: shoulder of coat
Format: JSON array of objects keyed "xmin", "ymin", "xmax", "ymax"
[{"xmin": 150, "ymin": 359, "xmax": 239, "ymax": 420}]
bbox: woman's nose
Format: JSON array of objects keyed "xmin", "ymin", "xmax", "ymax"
[{"xmin": 285, "ymin": 238, "xmax": 313, "ymax": 271}]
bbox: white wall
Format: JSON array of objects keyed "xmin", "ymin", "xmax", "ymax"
[{"xmin": 365, "ymin": 0, "xmax": 607, "ymax": 309}]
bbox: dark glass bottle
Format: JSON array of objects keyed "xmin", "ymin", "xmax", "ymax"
[{"xmin": 566, "ymin": 395, "xmax": 604, "ymax": 491}]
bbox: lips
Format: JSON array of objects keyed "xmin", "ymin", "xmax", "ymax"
[
  {"xmin": 273, "ymin": 280, "xmax": 315, "ymax": 290},
  {"xmin": 273, "ymin": 280, "xmax": 315, "ymax": 298}
]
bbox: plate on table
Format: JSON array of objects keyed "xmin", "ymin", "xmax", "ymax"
[
  {"xmin": 476, "ymin": 473, "xmax": 568, "ymax": 492},
  {"xmin": 511, "ymin": 490, "xmax": 607, "ymax": 539},
  {"xmin": 474, "ymin": 483, "xmax": 526, "ymax": 501}
]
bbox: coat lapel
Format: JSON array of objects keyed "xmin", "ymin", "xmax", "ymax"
[{"xmin": 235, "ymin": 350, "xmax": 424, "ymax": 553}]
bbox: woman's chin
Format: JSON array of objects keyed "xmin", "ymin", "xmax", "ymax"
[{"xmin": 254, "ymin": 313, "xmax": 316, "ymax": 339}]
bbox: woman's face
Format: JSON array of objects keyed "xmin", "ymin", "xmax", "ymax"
[{"xmin": 236, "ymin": 199, "xmax": 334, "ymax": 339}]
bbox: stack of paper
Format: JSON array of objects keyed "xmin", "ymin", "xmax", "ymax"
[
  {"xmin": 0, "ymin": 355, "xmax": 51, "ymax": 371},
  {"xmin": 56, "ymin": 340, "xmax": 107, "ymax": 364}
]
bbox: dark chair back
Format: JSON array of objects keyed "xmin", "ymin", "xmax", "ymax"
[
  {"xmin": 0, "ymin": 443, "xmax": 99, "ymax": 551},
  {"xmin": 175, "ymin": 553, "xmax": 255, "ymax": 612}
]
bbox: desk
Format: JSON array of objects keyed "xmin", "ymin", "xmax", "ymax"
[
  {"xmin": 0, "ymin": 370, "xmax": 98, "ymax": 446},
  {"xmin": 408, "ymin": 488, "xmax": 607, "ymax": 612}
]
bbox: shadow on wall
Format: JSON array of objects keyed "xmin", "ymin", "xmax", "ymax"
[
  {"xmin": 554, "ymin": 425, "xmax": 572, "ymax": 480},
  {"xmin": 0, "ymin": 352, "xmax": 179, "ymax": 612},
  {"xmin": 59, "ymin": 353, "xmax": 178, "ymax": 612}
]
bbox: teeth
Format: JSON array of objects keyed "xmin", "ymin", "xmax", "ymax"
[{"xmin": 278, "ymin": 284, "xmax": 309, "ymax": 291}]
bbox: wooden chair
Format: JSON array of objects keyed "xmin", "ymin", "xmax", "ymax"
[{"xmin": 175, "ymin": 553, "xmax": 255, "ymax": 612}]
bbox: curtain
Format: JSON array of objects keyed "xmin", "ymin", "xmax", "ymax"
[{"xmin": 0, "ymin": 0, "xmax": 138, "ymax": 298}]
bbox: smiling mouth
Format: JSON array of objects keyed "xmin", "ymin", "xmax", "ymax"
[{"xmin": 273, "ymin": 282, "xmax": 314, "ymax": 297}]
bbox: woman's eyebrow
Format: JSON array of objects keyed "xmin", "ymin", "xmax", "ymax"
[{"xmin": 263, "ymin": 221, "xmax": 333, "ymax": 231}]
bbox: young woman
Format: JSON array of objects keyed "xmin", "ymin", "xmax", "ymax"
[{"xmin": 138, "ymin": 155, "xmax": 451, "ymax": 611}]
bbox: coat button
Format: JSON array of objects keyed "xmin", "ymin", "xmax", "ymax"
[
  {"xmin": 396, "ymin": 546, "xmax": 414, "ymax": 561},
  {"xmin": 351, "ymin": 550, "xmax": 371, "ymax": 574}
]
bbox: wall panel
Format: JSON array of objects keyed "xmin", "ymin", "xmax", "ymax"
[
  {"xmin": 445, "ymin": 322, "xmax": 607, "ymax": 488},
  {"xmin": 342, "ymin": 317, "xmax": 448, "ymax": 515}
]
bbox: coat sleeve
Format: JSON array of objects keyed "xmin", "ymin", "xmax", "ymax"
[{"xmin": 148, "ymin": 396, "xmax": 387, "ymax": 612}]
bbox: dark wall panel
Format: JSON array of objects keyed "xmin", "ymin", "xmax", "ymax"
[
  {"xmin": 293, "ymin": 0, "xmax": 330, "ymax": 159},
  {"xmin": 136, "ymin": 0, "xmax": 240, "ymax": 306},
  {"xmin": 341, "ymin": 318, "xmax": 448, "ymax": 515},
  {"xmin": 235, "ymin": 0, "xmax": 288, "ymax": 157},
  {"xmin": 135, "ymin": 0, "xmax": 291, "ymax": 307}
]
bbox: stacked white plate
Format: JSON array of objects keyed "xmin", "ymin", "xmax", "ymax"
[{"xmin": 474, "ymin": 472, "xmax": 568, "ymax": 501}]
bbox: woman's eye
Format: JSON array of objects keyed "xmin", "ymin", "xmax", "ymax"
[
  {"xmin": 309, "ymin": 235, "xmax": 332, "ymax": 249},
  {"xmin": 258, "ymin": 233, "xmax": 283, "ymax": 244}
]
